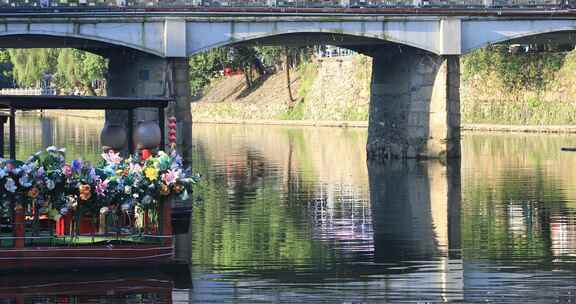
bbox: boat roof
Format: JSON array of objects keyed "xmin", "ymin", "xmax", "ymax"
[{"xmin": 0, "ymin": 95, "xmax": 172, "ymax": 110}]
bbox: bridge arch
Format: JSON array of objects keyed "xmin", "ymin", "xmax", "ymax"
[
  {"xmin": 187, "ymin": 31, "xmax": 439, "ymax": 58},
  {"xmin": 462, "ymin": 20, "xmax": 576, "ymax": 54},
  {"xmin": 186, "ymin": 19, "xmax": 443, "ymax": 56},
  {"xmin": 0, "ymin": 32, "xmax": 164, "ymax": 57}
]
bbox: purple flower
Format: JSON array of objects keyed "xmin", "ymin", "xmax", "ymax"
[
  {"xmin": 71, "ymin": 159, "xmax": 83, "ymax": 173},
  {"xmin": 89, "ymin": 167, "xmax": 97, "ymax": 181},
  {"xmin": 37, "ymin": 167, "xmax": 45, "ymax": 178}
]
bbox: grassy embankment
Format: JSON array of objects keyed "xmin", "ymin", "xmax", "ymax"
[
  {"xmin": 461, "ymin": 46, "xmax": 576, "ymax": 125},
  {"xmin": 191, "ymin": 55, "xmax": 371, "ymax": 122},
  {"xmin": 192, "ymin": 47, "xmax": 576, "ymax": 126}
]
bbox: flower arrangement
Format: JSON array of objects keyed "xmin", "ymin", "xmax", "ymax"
[{"xmin": 0, "ymin": 146, "xmax": 197, "ymax": 234}]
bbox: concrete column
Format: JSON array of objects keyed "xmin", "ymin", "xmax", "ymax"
[
  {"xmin": 106, "ymin": 51, "xmax": 192, "ymax": 162},
  {"xmin": 367, "ymin": 47, "xmax": 460, "ymax": 160},
  {"xmin": 166, "ymin": 57, "xmax": 193, "ymax": 164}
]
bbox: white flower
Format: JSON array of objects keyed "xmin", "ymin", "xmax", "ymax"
[
  {"xmin": 19, "ymin": 176, "xmax": 32, "ymax": 187},
  {"xmin": 4, "ymin": 178, "xmax": 16, "ymax": 193},
  {"xmin": 142, "ymin": 195, "xmax": 153, "ymax": 205},
  {"xmin": 45, "ymin": 179, "xmax": 55, "ymax": 191},
  {"xmin": 22, "ymin": 164, "xmax": 33, "ymax": 174}
]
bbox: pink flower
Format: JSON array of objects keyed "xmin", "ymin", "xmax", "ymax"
[
  {"xmin": 162, "ymin": 169, "xmax": 180, "ymax": 185},
  {"xmin": 62, "ymin": 164, "xmax": 73, "ymax": 177},
  {"xmin": 95, "ymin": 179, "xmax": 109, "ymax": 197},
  {"xmin": 102, "ymin": 151, "xmax": 122, "ymax": 165}
]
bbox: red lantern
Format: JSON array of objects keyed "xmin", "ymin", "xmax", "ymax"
[{"xmin": 168, "ymin": 116, "xmax": 177, "ymax": 145}]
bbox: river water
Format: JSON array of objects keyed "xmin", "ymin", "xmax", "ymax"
[{"xmin": 5, "ymin": 114, "xmax": 576, "ymax": 303}]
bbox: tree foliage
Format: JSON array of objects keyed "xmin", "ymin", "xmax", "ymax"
[
  {"xmin": 55, "ymin": 49, "xmax": 107, "ymax": 96},
  {"xmin": 1, "ymin": 48, "xmax": 107, "ymax": 95},
  {"xmin": 189, "ymin": 46, "xmax": 312, "ymax": 97},
  {"xmin": 189, "ymin": 48, "xmax": 229, "ymax": 96},
  {"xmin": 8, "ymin": 48, "xmax": 58, "ymax": 88},
  {"xmin": 462, "ymin": 45, "xmax": 564, "ymax": 92},
  {"xmin": 0, "ymin": 50, "xmax": 14, "ymax": 88}
]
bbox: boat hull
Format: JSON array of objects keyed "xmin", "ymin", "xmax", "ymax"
[{"xmin": 0, "ymin": 244, "xmax": 174, "ymax": 271}]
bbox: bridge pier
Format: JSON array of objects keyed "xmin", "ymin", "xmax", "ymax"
[
  {"xmin": 367, "ymin": 48, "xmax": 460, "ymax": 160},
  {"xmin": 105, "ymin": 52, "xmax": 192, "ymax": 161}
]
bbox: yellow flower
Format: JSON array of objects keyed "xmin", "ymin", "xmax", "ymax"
[{"xmin": 144, "ymin": 167, "xmax": 159, "ymax": 181}]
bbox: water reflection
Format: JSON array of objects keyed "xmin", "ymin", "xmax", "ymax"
[
  {"xmin": 5, "ymin": 113, "xmax": 103, "ymax": 161},
  {"xmin": 0, "ymin": 267, "xmax": 192, "ymax": 304},
  {"xmin": 189, "ymin": 124, "xmax": 465, "ymax": 302},
  {"xmin": 14, "ymin": 117, "xmax": 576, "ymax": 302},
  {"xmin": 369, "ymin": 160, "xmax": 461, "ymax": 261}
]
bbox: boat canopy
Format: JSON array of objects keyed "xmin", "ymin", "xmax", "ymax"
[
  {"xmin": 0, "ymin": 95, "xmax": 171, "ymax": 110},
  {"xmin": 0, "ymin": 95, "xmax": 173, "ymax": 159}
]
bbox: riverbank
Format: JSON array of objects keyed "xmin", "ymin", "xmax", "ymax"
[
  {"xmin": 191, "ymin": 56, "xmax": 370, "ymax": 122},
  {"xmin": 40, "ymin": 110, "xmax": 104, "ymax": 119},
  {"xmin": 40, "ymin": 110, "xmax": 576, "ymax": 134},
  {"xmin": 193, "ymin": 118, "xmax": 576, "ymax": 134}
]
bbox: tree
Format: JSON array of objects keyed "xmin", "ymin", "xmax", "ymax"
[
  {"xmin": 189, "ymin": 48, "xmax": 228, "ymax": 96},
  {"xmin": 2, "ymin": 48, "xmax": 107, "ymax": 95},
  {"xmin": 284, "ymin": 47, "xmax": 295, "ymax": 106},
  {"xmin": 55, "ymin": 49, "xmax": 107, "ymax": 96},
  {"xmin": 8, "ymin": 48, "xmax": 58, "ymax": 88},
  {"xmin": 0, "ymin": 49, "xmax": 14, "ymax": 88},
  {"xmin": 228, "ymin": 47, "xmax": 260, "ymax": 89}
]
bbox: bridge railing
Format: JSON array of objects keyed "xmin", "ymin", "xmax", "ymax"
[{"xmin": 0, "ymin": 0, "xmax": 568, "ymax": 9}]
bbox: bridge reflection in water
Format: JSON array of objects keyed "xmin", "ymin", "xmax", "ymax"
[{"xmin": 368, "ymin": 160, "xmax": 463, "ymax": 301}]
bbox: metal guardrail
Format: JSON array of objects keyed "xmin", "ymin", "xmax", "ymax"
[
  {"xmin": 0, "ymin": 87, "xmax": 56, "ymax": 96},
  {"xmin": 0, "ymin": 0, "xmax": 570, "ymax": 9}
]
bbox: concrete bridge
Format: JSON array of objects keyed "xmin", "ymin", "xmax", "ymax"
[{"xmin": 1, "ymin": 10, "xmax": 575, "ymax": 159}]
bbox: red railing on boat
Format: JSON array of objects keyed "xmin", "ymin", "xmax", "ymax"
[{"xmin": 0, "ymin": 198, "xmax": 175, "ymax": 271}]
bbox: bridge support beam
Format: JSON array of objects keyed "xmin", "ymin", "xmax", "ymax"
[
  {"xmin": 367, "ymin": 48, "xmax": 460, "ymax": 160},
  {"xmin": 106, "ymin": 52, "xmax": 192, "ymax": 162}
]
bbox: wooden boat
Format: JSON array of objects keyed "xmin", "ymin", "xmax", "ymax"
[
  {"xmin": 0, "ymin": 199, "xmax": 177, "ymax": 271},
  {"xmin": 0, "ymin": 95, "xmax": 193, "ymax": 271},
  {"xmin": 0, "ymin": 243, "xmax": 175, "ymax": 270}
]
